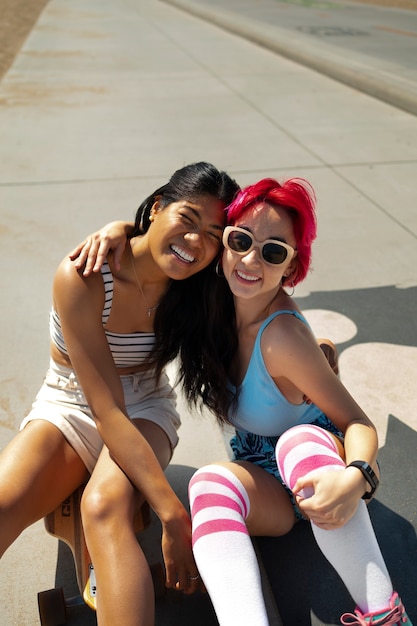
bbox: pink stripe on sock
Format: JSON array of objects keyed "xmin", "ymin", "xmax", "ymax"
[
  {"xmin": 191, "ymin": 493, "xmax": 244, "ymax": 518},
  {"xmin": 277, "ymin": 429, "xmax": 337, "ymax": 465},
  {"xmin": 285, "ymin": 454, "xmax": 345, "ymax": 490},
  {"xmin": 189, "ymin": 471, "xmax": 248, "ymax": 518},
  {"xmin": 192, "ymin": 519, "xmax": 248, "ymax": 546}
]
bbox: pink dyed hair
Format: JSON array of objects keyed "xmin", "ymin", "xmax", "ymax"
[{"xmin": 225, "ymin": 177, "xmax": 317, "ymax": 285}]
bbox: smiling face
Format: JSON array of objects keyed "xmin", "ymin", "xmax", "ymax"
[
  {"xmin": 222, "ymin": 202, "xmax": 298, "ymax": 300},
  {"xmin": 148, "ymin": 195, "xmax": 225, "ymax": 279}
]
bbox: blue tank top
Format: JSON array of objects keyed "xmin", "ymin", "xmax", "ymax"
[{"xmin": 228, "ymin": 310, "xmax": 324, "ymax": 437}]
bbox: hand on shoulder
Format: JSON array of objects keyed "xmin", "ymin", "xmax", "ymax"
[{"xmin": 68, "ymin": 221, "xmax": 133, "ymax": 276}]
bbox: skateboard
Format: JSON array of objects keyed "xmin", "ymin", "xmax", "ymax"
[{"xmin": 38, "ymin": 485, "xmax": 164, "ymax": 625}]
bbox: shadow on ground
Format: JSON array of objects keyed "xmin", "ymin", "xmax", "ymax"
[{"xmin": 297, "ymin": 284, "xmax": 417, "ymax": 350}]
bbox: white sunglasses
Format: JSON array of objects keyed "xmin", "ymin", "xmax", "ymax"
[{"xmin": 223, "ymin": 226, "xmax": 296, "ymax": 266}]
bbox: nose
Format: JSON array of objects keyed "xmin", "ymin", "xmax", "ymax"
[
  {"xmin": 184, "ymin": 231, "xmax": 203, "ymax": 247},
  {"xmin": 241, "ymin": 247, "xmax": 261, "ymax": 265}
]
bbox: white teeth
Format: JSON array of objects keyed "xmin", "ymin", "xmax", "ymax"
[
  {"xmin": 171, "ymin": 244, "xmax": 195, "ymax": 263},
  {"xmin": 237, "ymin": 270, "xmax": 259, "ymax": 282}
]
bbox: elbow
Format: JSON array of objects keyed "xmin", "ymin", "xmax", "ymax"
[{"xmin": 89, "ymin": 401, "xmax": 122, "ymax": 432}]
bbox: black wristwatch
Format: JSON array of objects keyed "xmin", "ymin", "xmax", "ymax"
[{"xmin": 347, "ymin": 461, "xmax": 379, "ymax": 500}]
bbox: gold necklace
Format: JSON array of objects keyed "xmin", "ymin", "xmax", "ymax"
[{"xmin": 129, "ymin": 243, "xmax": 159, "ymax": 317}]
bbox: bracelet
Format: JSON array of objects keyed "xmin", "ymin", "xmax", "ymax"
[{"xmin": 346, "ymin": 461, "xmax": 379, "ymax": 500}]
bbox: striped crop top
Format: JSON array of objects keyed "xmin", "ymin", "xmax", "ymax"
[{"xmin": 50, "ymin": 261, "xmax": 156, "ymax": 368}]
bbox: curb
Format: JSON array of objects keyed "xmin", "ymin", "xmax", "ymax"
[{"xmin": 161, "ymin": 0, "xmax": 417, "ymax": 117}]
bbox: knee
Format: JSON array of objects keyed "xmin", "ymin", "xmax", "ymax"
[
  {"xmin": 189, "ymin": 463, "xmax": 236, "ymax": 500},
  {"xmin": 189, "ymin": 465, "xmax": 217, "ymax": 511},
  {"xmin": 188, "ymin": 464, "xmax": 249, "ymax": 522},
  {"xmin": 276, "ymin": 424, "xmax": 342, "ymax": 463},
  {"xmin": 81, "ymin": 482, "xmax": 126, "ymax": 529},
  {"xmin": 276, "ymin": 425, "xmax": 344, "ymax": 491}
]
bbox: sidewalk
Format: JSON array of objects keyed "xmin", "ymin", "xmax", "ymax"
[
  {"xmin": 0, "ymin": 0, "xmax": 416, "ymax": 624},
  {"xmin": 163, "ymin": 0, "xmax": 417, "ymax": 116}
]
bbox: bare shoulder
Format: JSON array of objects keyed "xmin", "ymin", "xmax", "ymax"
[
  {"xmin": 53, "ymin": 255, "xmax": 104, "ymax": 312},
  {"xmin": 264, "ymin": 308, "xmax": 314, "ymax": 345},
  {"xmin": 54, "ymin": 254, "xmax": 104, "ymax": 286},
  {"xmin": 262, "ymin": 309, "xmax": 321, "ymax": 377}
]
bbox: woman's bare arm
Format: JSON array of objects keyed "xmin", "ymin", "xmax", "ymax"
[
  {"xmin": 53, "ymin": 257, "xmax": 195, "ymax": 587},
  {"xmin": 264, "ymin": 316, "xmax": 378, "ymax": 527}
]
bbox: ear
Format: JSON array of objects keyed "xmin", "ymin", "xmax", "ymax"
[
  {"xmin": 282, "ymin": 265, "xmax": 297, "ymax": 287},
  {"xmin": 149, "ymin": 196, "xmax": 162, "ymax": 222}
]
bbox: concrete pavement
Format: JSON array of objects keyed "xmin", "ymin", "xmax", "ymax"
[
  {"xmin": 0, "ymin": 0, "xmax": 416, "ymax": 623},
  {"xmin": 163, "ymin": 0, "xmax": 417, "ymax": 116}
]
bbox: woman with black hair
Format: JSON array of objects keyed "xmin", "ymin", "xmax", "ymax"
[{"xmin": 0, "ymin": 162, "xmax": 239, "ymax": 626}]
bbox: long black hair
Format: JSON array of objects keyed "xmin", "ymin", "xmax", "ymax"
[
  {"xmin": 155, "ymin": 258, "xmax": 238, "ymax": 425},
  {"xmin": 141, "ymin": 162, "xmax": 240, "ymax": 422}
]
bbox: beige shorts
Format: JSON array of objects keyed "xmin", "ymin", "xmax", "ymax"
[{"xmin": 20, "ymin": 359, "xmax": 181, "ymax": 474}]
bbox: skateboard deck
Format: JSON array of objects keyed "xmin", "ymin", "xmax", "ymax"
[{"xmin": 38, "ymin": 485, "xmax": 153, "ymax": 625}]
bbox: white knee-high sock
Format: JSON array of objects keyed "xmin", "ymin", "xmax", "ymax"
[
  {"xmin": 276, "ymin": 425, "xmax": 393, "ymax": 614},
  {"xmin": 189, "ymin": 464, "xmax": 269, "ymax": 626}
]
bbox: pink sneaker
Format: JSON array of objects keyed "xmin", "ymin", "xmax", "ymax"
[{"xmin": 340, "ymin": 592, "xmax": 412, "ymax": 625}]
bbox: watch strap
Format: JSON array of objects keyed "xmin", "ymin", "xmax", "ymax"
[{"xmin": 347, "ymin": 460, "xmax": 379, "ymax": 500}]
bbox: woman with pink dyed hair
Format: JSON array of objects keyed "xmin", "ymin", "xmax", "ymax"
[
  {"xmin": 80, "ymin": 177, "xmax": 412, "ymax": 625},
  {"xmin": 185, "ymin": 178, "xmax": 412, "ymax": 626}
]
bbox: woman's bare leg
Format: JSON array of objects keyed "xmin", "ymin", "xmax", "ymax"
[
  {"xmin": 82, "ymin": 420, "xmax": 172, "ymax": 626},
  {"xmin": 0, "ymin": 420, "xmax": 88, "ymax": 556}
]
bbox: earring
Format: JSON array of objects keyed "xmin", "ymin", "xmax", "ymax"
[
  {"xmin": 215, "ymin": 260, "xmax": 224, "ymax": 277},
  {"xmin": 285, "ymin": 281, "xmax": 295, "ymax": 296},
  {"xmin": 282, "ymin": 274, "xmax": 295, "ymax": 296}
]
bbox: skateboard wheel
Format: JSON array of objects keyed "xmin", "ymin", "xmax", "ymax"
[
  {"xmin": 38, "ymin": 587, "xmax": 67, "ymax": 625},
  {"xmin": 150, "ymin": 562, "xmax": 166, "ymax": 599}
]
